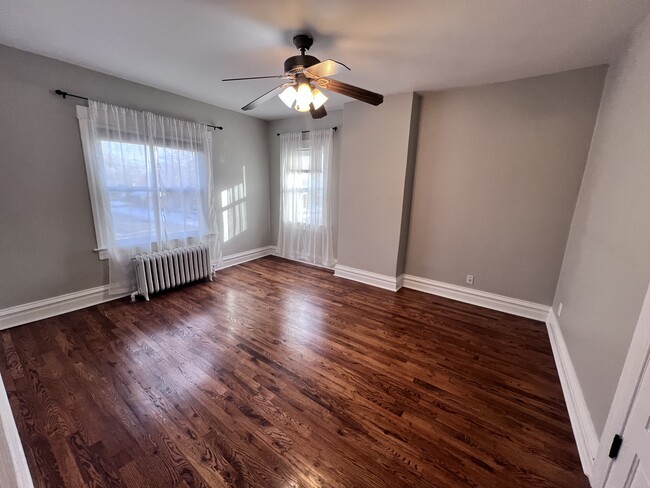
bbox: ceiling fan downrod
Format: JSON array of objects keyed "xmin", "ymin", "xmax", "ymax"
[{"xmin": 285, "ymin": 34, "xmax": 320, "ymax": 73}]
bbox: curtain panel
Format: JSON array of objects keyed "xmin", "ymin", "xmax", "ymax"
[
  {"xmin": 78, "ymin": 100, "xmax": 220, "ymax": 294},
  {"xmin": 277, "ymin": 128, "xmax": 335, "ymax": 267}
]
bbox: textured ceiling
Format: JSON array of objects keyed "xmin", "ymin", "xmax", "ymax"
[{"xmin": 0, "ymin": 0, "xmax": 648, "ymax": 120}]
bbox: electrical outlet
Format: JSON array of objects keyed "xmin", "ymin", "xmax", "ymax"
[
  {"xmin": 558, "ymin": 302, "xmax": 563, "ymax": 317},
  {"xmin": 465, "ymin": 274, "xmax": 474, "ymax": 286}
]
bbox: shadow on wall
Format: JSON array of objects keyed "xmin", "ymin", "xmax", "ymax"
[{"xmin": 220, "ymin": 166, "xmax": 248, "ymax": 242}]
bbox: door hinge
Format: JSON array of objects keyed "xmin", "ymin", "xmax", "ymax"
[{"xmin": 608, "ymin": 434, "xmax": 623, "ymax": 459}]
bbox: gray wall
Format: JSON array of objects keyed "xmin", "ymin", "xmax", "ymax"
[
  {"xmin": 268, "ymin": 111, "xmax": 343, "ymax": 254},
  {"xmin": 337, "ymin": 93, "xmax": 419, "ymax": 277},
  {"xmin": 0, "ymin": 44, "xmax": 270, "ymax": 309},
  {"xmin": 405, "ymin": 66, "xmax": 607, "ymax": 304},
  {"xmin": 553, "ymin": 16, "xmax": 650, "ymax": 437}
]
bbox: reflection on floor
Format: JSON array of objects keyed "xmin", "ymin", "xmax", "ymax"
[{"xmin": 0, "ymin": 256, "xmax": 588, "ymax": 487}]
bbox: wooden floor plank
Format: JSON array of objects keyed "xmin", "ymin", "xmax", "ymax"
[{"xmin": 0, "ymin": 256, "xmax": 589, "ymax": 487}]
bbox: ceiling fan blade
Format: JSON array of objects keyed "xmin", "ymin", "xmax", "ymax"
[
  {"xmin": 241, "ymin": 84, "xmax": 289, "ymax": 111},
  {"xmin": 304, "ymin": 59, "xmax": 350, "ymax": 79},
  {"xmin": 223, "ymin": 75, "xmax": 287, "ymax": 82},
  {"xmin": 317, "ymin": 78, "xmax": 383, "ymax": 106},
  {"xmin": 309, "ymin": 104, "xmax": 327, "ymax": 119}
]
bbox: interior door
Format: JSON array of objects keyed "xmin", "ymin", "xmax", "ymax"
[{"xmin": 603, "ymin": 292, "xmax": 650, "ymax": 488}]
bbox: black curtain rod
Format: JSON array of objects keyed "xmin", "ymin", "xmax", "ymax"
[
  {"xmin": 54, "ymin": 90, "xmax": 224, "ymax": 130},
  {"xmin": 276, "ymin": 127, "xmax": 337, "ymax": 136}
]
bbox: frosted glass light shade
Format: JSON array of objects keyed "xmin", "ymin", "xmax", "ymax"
[
  {"xmin": 278, "ymin": 86, "xmax": 297, "ymax": 108},
  {"xmin": 311, "ymin": 88, "xmax": 328, "ymax": 110},
  {"xmin": 295, "ymin": 82, "xmax": 314, "ymax": 111}
]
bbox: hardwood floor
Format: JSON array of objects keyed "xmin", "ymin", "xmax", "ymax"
[{"xmin": 0, "ymin": 256, "xmax": 588, "ymax": 487}]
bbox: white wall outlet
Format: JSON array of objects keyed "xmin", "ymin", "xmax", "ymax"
[
  {"xmin": 465, "ymin": 274, "xmax": 474, "ymax": 286},
  {"xmin": 558, "ymin": 302, "xmax": 563, "ymax": 317}
]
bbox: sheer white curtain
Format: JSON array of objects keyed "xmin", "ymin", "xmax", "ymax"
[
  {"xmin": 277, "ymin": 128, "xmax": 335, "ymax": 267},
  {"xmin": 80, "ymin": 100, "xmax": 220, "ymax": 294}
]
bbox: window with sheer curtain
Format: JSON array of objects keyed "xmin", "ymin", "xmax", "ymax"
[
  {"xmin": 284, "ymin": 144, "xmax": 325, "ymax": 226},
  {"xmin": 97, "ymin": 140, "xmax": 205, "ymax": 246},
  {"xmin": 277, "ymin": 129, "xmax": 335, "ymax": 267},
  {"xmin": 77, "ymin": 101, "xmax": 219, "ymax": 294}
]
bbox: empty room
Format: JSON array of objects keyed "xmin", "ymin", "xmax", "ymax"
[{"xmin": 1, "ymin": 1, "xmax": 650, "ymax": 487}]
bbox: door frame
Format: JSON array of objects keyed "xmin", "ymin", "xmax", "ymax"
[{"xmin": 591, "ymin": 280, "xmax": 650, "ymax": 487}]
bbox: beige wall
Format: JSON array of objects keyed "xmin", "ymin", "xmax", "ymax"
[
  {"xmin": 337, "ymin": 93, "xmax": 420, "ymax": 277},
  {"xmin": 405, "ymin": 66, "xmax": 606, "ymax": 304},
  {"xmin": 268, "ymin": 111, "xmax": 343, "ymax": 254},
  {"xmin": 0, "ymin": 44, "xmax": 270, "ymax": 309},
  {"xmin": 553, "ymin": 15, "xmax": 650, "ymax": 437}
]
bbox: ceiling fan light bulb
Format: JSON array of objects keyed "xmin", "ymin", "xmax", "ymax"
[
  {"xmin": 296, "ymin": 82, "xmax": 314, "ymax": 108},
  {"xmin": 278, "ymin": 86, "xmax": 297, "ymax": 108},
  {"xmin": 295, "ymin": 103, "xmax": 311, "ymax": 112},
  {"xmin": 311, "ymin": 88, "xmax": 328, "ymax": 110}
]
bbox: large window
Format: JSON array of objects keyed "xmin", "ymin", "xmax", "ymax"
[
  {"xmin": 77, "ymin": 103, "xmax": 214, "ymax": 259},
  {"xmin": 100, "ymin": 140, "xmax": 204, "ymax": 246}
]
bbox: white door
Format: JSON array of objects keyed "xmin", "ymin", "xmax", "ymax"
[
  {"xmin": 601, "ymin": 283, "xmax": 650, "ymax": 488},
  {"xmin": 605, "ymin": 367, "xmax": 650, "ymax": 487}
]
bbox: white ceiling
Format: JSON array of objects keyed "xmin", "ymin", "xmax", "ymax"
[{"xmin": 1, "ymin": 0, "xmax": 648, "ymax": 120}]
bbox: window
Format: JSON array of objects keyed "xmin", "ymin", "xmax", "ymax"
[
  {"xmin": 277, "ymin": 128, "xmax": 335, "ymax": 267},
  {"xmin": 100, "ymin": 140, "xmax": 204, "ymax": 245},
  {"xmin": 282, "ymin": 138, "xmax": 325, "ymax": 226},
  {"xmin": 76, "ymin": 104, "xmax": 214, "ymax": 258}
]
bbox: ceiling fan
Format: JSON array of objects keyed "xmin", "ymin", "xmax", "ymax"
[{"xmin": 223, "ymin": 34, "xmax": 384, "ymax": 119}]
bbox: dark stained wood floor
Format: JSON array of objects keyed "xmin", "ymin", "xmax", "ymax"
[{"xmin": 0, "ymin": 256, "xmax": 589, "ymax": 487}]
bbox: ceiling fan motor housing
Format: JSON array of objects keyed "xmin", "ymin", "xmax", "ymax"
[{"xmin": 284, "ymin": 55, "xmax": 320, "ymax": 74}]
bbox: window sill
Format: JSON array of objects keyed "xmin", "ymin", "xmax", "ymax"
[{"xmin": 94, "ymin": 248, "xmax": 109, "ymax": 261}]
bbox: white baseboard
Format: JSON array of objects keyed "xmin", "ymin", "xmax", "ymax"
[
  {"xmin": 546, "ymin": 309, "xmax": 599, "ymax": 477},
  {"xmin": 334, "ymin": 264, "xmax": 403, "ymax": 292},
  {"xmin": 0, "ymin": 285, "xmax": 124, "ymax": 331},
  {"xmin": 215, "ymin": 245, "xmax": 275, "ymax": 270},
  {"xmin": 0, "ymin": 246, "xmax": 277, "ymax": 331},
  {"xmin": 402, "ymin": 274, "xmax": 550, "ymax": 321},
  {"xmin": 271, "ymin": 250, "xmax": 336, "ymax": 271}
]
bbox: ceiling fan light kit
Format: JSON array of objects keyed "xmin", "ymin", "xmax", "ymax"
[
  {"xmin": 223, "ymin": 34, "xmax": 383, "ymax": 119},
  {"xmin": 279, "ymin": 74, "xmax": 329, "ymax": 112}
]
